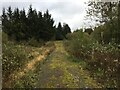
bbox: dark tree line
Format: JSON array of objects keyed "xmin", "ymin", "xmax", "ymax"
[
  {"xmin": 55, "ymin": 22, "xmax": 71, "ymax": 40},
  {"xmin": 2, "ymin": 5, "xmax": 71, "ymax": 41}
]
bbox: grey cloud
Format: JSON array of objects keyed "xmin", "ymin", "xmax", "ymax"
[
  {"xmin": 2, "ymin": 2, "xmax": 30, "ymax": 10},
  {"xmin": 0, "ymin": 1, "xmax": 88, "ymax": 31},
  {"xmin": 49, "ymin": 2, "xmax": 85, "ymax": 17}
]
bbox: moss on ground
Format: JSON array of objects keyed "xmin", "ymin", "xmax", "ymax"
[{"xmin": 36, "ymin": 41, "xmax": 101, "ymax": 88}]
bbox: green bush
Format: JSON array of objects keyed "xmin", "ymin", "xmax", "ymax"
[
  {"xmin": 2, "ymin": 41, "xmax": 28, "ymax": 79},
  {"xmin": 87, "ymin": 44, "xmax": 120, "ymax": 88},
  {"xmin": 64, "ymin": 31, "xmax": 95, "ymax": 60},
  {"xmin": 2, "ymin": 32, "xmax": 8, "ymax": 43},
  {"xmin": 27, "ymin": 38, "xmax": 45, "ymax": 47},
  {"xmin": 2, "ymin": 33, "xmax": 43, "ymax": 82},
  {"xmin": 64, "ymin": 30, "xmax": 120, "ymax": 88}
]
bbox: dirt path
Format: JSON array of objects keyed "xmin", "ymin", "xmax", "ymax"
[
  {"xmin": 4, "ymin": 44, "xmax": 54, "ymax": 88},
  {"xmin": 36, "ymin": 41, "xmax": 101, "ymax": 88},
  {"xmin": 4, "ymin": 41, "xmax": 101, "ymax": 88}
]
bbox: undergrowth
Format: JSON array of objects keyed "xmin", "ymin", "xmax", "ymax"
[
  {"xmin": 64, "ymin": 31, "xmax": 120, "ymax": 88},
  {"xmin": 2, "ymin": 32, "xmax": 49, "ymax": 87}
]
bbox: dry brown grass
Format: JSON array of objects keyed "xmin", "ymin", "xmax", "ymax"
[{"xmin": 3, "ymin": 44, "xmax": 55, "ymax": 88}]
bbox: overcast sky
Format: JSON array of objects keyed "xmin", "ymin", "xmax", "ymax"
[{"xmin": 0, "ymin": 0, "xmax": 93, "ymax": 31}]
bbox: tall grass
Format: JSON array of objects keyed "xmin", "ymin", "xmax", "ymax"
[{"xmin": 2, "ymin": 32, "xmax": 45, "ymax": 83}]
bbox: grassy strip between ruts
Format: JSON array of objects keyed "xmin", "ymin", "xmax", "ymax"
[{"xmin": 33, "ymin": 41, "xmax": 101, "ymax": 88}]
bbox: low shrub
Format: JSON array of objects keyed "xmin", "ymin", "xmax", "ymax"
[
  {"xmin": 87, "ymin": 44, "xmax": 120, "ymax": 88},
  {"xmin": 64, "ymin": 31, "xmax": 120, "ymax": 88},
  {"xmin": 64, "ymin": 31, "xmax": 95, "ymax": 60},
  {"xmin": 2, "ymin": 41, "xmax": 28, "ymax": 79},
  {"xmin": 27, "ymin": 38, "xmax": 45, "ymax": 47},
  {"xmin": 2, "ymin": 32, "xmax": 45, "ymax": 82}
]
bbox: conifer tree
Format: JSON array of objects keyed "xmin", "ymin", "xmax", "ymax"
[
  {"xmin": 56, "ymin": 22, "xmax": 64, "ymax": 40},
  {"xmin": 62, "ymin": 23, "xmax": 71, "ymax": 38}
]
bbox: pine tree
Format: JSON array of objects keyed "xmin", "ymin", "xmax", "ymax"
[
  {"xmin": 12, "ymin": 8, "xmax": 21, "ymax": 41},
  {"xmin": 2, "ymin": 5, "xmax": 61, "ymax": 41},
  {"xmin": 7, "ymin": 6, "xmax": 13, "ymax": 21},
  {"xmin": 42, "ymin": 9, "xmax": 55, "ymax": 40},
  {"xmin": 2, "ymin": 8, "xmax": 8, "ymax": 33},
  {"xmin": 56, "ymin": 22, "xmax": 64, "ymax": 40},
  {"xmin": 27, "ymin": 5, "xmax": 35, "ymax": 39},
  {"xmin": 62, "ymin": 23, "xmax": 71, "ymax": 38},
  {"xmin": 37, "ymin": 11, "xmax": 43, "ymax": 41},
  {"xmin": 19, "ymin": 9, "xmax": 28, "ymax": 40},
  {"xmin": 6, "ymin": 6, "xmax": 13, "ymax": 37}
]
